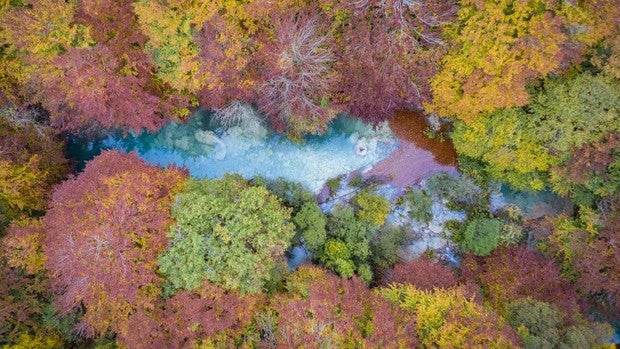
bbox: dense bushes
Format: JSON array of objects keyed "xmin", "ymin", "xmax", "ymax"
[
  {"xmin": 0, "ymin": 108, "xmax": 68, "ymax": 232},
  {"xmin": 159, "ymin": 175, "xmax": 294, "ymax": 294},
  {"xmin": 457, "ymin": 217, "xmax": 503, "ymax": 256},
  {"xmin": 506, "ymin": 298, "xmax": 613, "ymax": 349}
]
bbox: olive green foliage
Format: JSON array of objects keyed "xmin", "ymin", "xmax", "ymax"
[
  {"xmin": 370, "ymin": 225, "xmax": 409, "ymax": 270},
  {"xmin": 495, "ymin": 206, "xmax": 526, "ymax": 245},
  {"xmin": 401, "ymin": 188, "xmax": 433, "ymax": 223},
  {"xmin": 261, "ymin": 177, "xmax": 327, "ymax": 252},
  {"xmin": 506, "ymin": 298, "xmax": 613, "ymax": 349},
  {"xmin": 325, "ymin": 176, "xmax": 342, "ymax": 197},
  {"xmin": 425, "ymin": 173, "xmax": 485, "ymax": 211},
  {"xmin": 457, "ymin": 218, "xmax": 502, "ymax": 256},
  {"xmin": 452, "ymin": 72, "xmax": 620, "ymax": 197},
  {"xmin": 349, "ymin": 173, "xmax": 363, "ymax": 188},
  {"xmin": 159, "ymin": 175, "xmax": 295, "ymax": 294},
  {"xmin": 292, "ymin": 202, "xmax": 326, "ymax": 252},
  {"xmin": 132, "ymin": 0, "xmax": 206, "ymax": 94},
  {"xmin": 351, "ymin": 190, "xmax": 390, "ymax": 227},
  {"xmin": 318, "ymin": 204, "xmax": 375, "ymax": 282},
  {"xmin": 266, "ymin": 177, "xmax": 314, "ymax": 211},
  {"xmin": 0, "ymin": 108, "xmax": 68, "ymax": 231}
]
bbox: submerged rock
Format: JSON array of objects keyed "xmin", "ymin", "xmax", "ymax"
[
  {"xmin": 194, "ymin": 130, "xmax": 220, "ymax": 145},
  {"xmin": 355, "ymin": 138, "xmax": 368, "ymax": 156}
]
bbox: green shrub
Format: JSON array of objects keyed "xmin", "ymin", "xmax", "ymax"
[
  {"xmin": 349, "ymin": 173, "xmax": 363, "ymax": 187},
  {"xmin": 506, "ymin": 298, "xmax": 614, "ymax": 349},
  {"xmin": 370, "ymin": 225, "xmax": 409, "ymax": 270},
  {"xmin": 316, "ymin": 204, "xmax": 374, "ymax": 282},
  {"xmin": 457, "ymin": 217, "xmax": 502, "ymax": 256},
  {"xmin": 325, "ymin": 176, "xmax": 342, "ymax": 197},
  {"xmin": 266, "ymin": 177, "xmax": 314, "ymax": 212},
  {"xmin": 425, "ymin": 173, "xmax": 486, "ymax": 211},
  {"xmin": 292, "ymin": 202, "xmax": 327, "ymax": 252},
  {"xmin": 402, "ymin": 188, "xmax": 433, "ymax": 223},
  {"xmin": 352, "ymin": 191, "xmax": 390, "ymax": 227},
  {"xmin": 320, "ymin": 239, "xmax": 355, "ymax": 278}
]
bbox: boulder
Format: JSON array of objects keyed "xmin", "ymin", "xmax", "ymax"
[{"xmin": 194, "ymin": 130, "xmax": 220, "ymax": 145}]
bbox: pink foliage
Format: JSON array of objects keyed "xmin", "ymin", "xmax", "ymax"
[
  {"xmin": 274, "ymin": 266, "xmax": 417, "ymax": 347},
  {"xmin": 255, "ymin": 9, "xmax": 337, "ymax": 135},
  {"xmin": 336, "ymin": 0, "xmax": 456, "ymax": 123},
  {"xmin": 75, "ymin": 0, "xmax": 153, "ymax": 78},
  {"xmin": 119, "ymin": 281, "xmax": 259, "ymax": 349},
  {"xmin": 462, "ymin": 246, "xmax": 579, "ymax": 314},
  {"xmin": 43, "ymin": 151, "xmax": 187, "ymax": 337},
  {"xmin": 43, "ymin": 46, "xmax": 169, "ymax": 133},
  {"xmin": 387, "ymin": 257, "xmax": 457, "ymax": 290},
  {"xmin": 195, "ymin": 15, "xmax": 258, "ymax": 109}
]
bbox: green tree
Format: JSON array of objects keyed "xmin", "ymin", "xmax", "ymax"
[
  {"xmin": 292, "ymin": 202, "xmax": 326, "ymax": 253},
  {"xmin": 351, "ymin": 190, "xmax": 390, "ymax": 227},
  {"xmin": 159, "ymin": 175, "xmax": 295, "ymax": 294},
  {"xmin": 317, "ymin": 204, "xmax": 375, "ymax": 282},
  {"xmin": 370, "ymin": 225, "xmax": 409, "ymax": 270},
  {"xmin": 401, "ymin": 188, "xmax": 433, "ymax": 223},
  {"xmin": 457, "ymin": 218, "xmax": 502, "ymax": 256},
  {"xmin": 452, "ymin": 72, "xmax": 620, "ymax": 195},
  {"xmin": 506, "ymin": 298, "xmax": 613, "ymax": 349},
  {"xmin": 425, "ymin": 172, "xmax": 485, "ymax": 209}
]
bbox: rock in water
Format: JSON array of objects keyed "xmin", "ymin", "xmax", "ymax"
[
  {"xmin": 194, "ymin": 130, "xmax": 220, "ymax": 145},
  {"xmin": 355, "ymin": 137, "xmax": 368, "ymax": 156}
]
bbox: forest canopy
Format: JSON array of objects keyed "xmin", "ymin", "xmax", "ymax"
[{"xmin": 0, "ymin": 0, "xmax": 619, "ymax": 348}]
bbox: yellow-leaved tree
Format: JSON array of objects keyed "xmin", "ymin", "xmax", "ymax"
[{"xmin": 426, "ymin": 0, "xmax": 617, "ymax": 122}]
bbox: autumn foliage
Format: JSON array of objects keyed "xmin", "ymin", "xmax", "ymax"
[
  {"xmin": 0, "ymin": 0, "xmax": 619, "ymax": 347},
  {"xmin": 0, "ymin": 108, "xmax": 68, "ymax": 224},
  {"xmin": 0, "ymin": 220, "xmax": 52, "ymax": 344},
  {"xmin": 387, "ymin": 256, "xmax": 457, "ymax": 290},
  {"xmin": 382, "ymin": 283, "xmax": 520, "ymax": 348},
  {"xmin": 462, "ymin": 246, "xmax": 579, "ymax": 314},
  {"xmin": 42, "ymin": 151, "xmax": 186, "ymax": 337},
  {"xmin": 270, "ymin": 266, "xmax": 417, "ymax": 348},
  {"xmin": 427, "ymin": 0, "xmax": 615, "ymax": 122},
  {"xmin": 121, "ymin": 280, "xmax": 260, "ymax": 349}
]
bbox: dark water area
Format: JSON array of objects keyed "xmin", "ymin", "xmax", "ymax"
[
  {"xmin": 497, "ymin": 185, "xmax": 573, "ymax": 219},
  {"xmin": 366, "ymin": 110, "xmax": 458, "ymax": 189},
  {"xmin": 65, "ymin": 136, "xmax": 114, "ymax": 173},
  {"xmin": 389, "ymin": 110, "xmax": 458, "ymax": 166}
]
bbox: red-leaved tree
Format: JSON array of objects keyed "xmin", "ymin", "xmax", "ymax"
[
  {"xmin": 255, "ymin": 7, "xmax": 338, "ymax": 136},
  {"xmin": 42, "ymin": 46, "xmax": 169, "ymax": 134},
  {"xmin": 462, "ymin": 246, "xmax": 579, "ymax": 314},
  {"xmin": 271, "ymin": 265, "xmax": 417, "ymax": 348},
  {"xmin": 336, "ymin": 0, "xmax": 456, "ymax": 123},
  {"xmin": 43, "ymin": 151, "xmax": 187, "ymax": 337},
  {"xmin": 195, "ymin": 13, "xmax": 258, "ymax": 110},
  {"xmin": 120, "ymin": 280, "xmax": 260, "ymax": 349},
  {"xmin": 386, "ymin": 257, "xmax": 457, "ymax": 290}
]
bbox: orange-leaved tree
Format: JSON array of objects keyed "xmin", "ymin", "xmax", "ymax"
[{"xmin": 42, "ymin": 151, "xmax": 187, "ymax": 337}]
